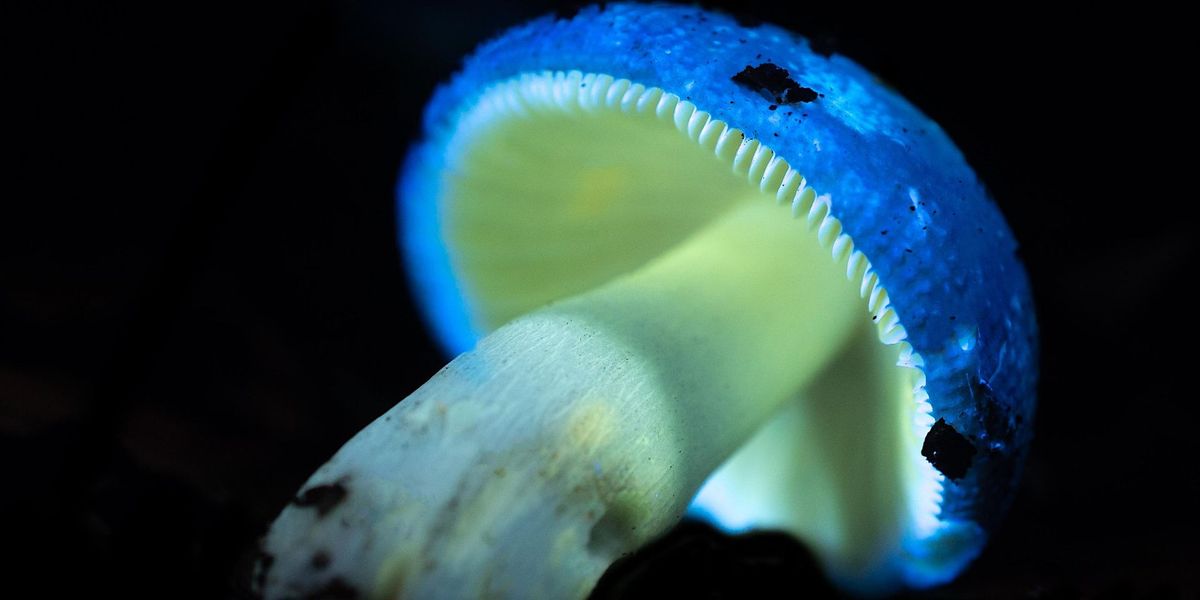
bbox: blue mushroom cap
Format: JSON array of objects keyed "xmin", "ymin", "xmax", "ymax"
[{"xmin": 400, "ymin": 1, "xmax": 1037, "ymax": 588}]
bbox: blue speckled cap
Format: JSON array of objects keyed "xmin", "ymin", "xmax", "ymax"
[{"xmin": 400, "ymin": 2, "xmax": 1037, "ymax": 589}]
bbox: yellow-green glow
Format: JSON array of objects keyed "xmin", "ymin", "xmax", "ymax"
[
  {"xmin": 545, "ymin": 198, "xmax": 864, "ymax": 489},
  {"xmin": 445, "ymin": 99, "xmax": 748, "ymax": 331},
  {"xmin": 437, "ymin": 73, "xmax": 927, "ymax": 590},
  {"xmin": 695, "ymin": 322, "xmax": 917, "ymax": 584}
]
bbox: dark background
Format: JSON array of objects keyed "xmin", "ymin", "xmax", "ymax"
[{"xmin": 4, "ymin": 2, "xmax": 1196, "ymax": 598}]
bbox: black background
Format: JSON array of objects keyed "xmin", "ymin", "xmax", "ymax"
[{"xmin": 4, "ymin": 2, "xmax": 1196, "ymax": 598}]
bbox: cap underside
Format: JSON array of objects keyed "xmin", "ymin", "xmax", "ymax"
[{"xmin": 410, "ymin": 70, "xmax": 982, "ymax": 591}]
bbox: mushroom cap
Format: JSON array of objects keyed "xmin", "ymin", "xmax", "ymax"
[{"xmin": 399, "ymin": 2, "xmax": 1037, "ymax": 588}]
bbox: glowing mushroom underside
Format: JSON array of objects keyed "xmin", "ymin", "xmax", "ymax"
[{"xmin": 258, "ymin": 4, "xmax": 1037, "ymax": 598}]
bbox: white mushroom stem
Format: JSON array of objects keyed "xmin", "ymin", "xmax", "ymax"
[{"xmin": 259, "ymin": 197, "xmax": 863, "ymax": 598}]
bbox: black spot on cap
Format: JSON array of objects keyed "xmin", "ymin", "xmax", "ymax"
[
  {"xmin": 731, "ymin": 63, "xmax": 819, "ymax": 105},
  {"xmin": 302, "ymin": 578, "xmax": 359, "ymax": 600},
  {"xmin": 922, "ymin": 418, "xmax": 977, "ymax": 480},
  {"xmin": 293, "ymin": 481, "xmax": 348, "ymax": 517}
]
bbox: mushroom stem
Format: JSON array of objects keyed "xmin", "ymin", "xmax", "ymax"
[{"xmin": 260, "ymin": 197, "xmax": 863, "ymax": 598}]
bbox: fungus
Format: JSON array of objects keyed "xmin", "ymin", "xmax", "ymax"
[{"xmin": 257, "ymin": 4, "xmax": 1037, "ymax": 598}]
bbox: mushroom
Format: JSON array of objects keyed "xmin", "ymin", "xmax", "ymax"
[{"xmin": 256, "ymin": 4, "xmax": 1037, "ymax": 598}]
